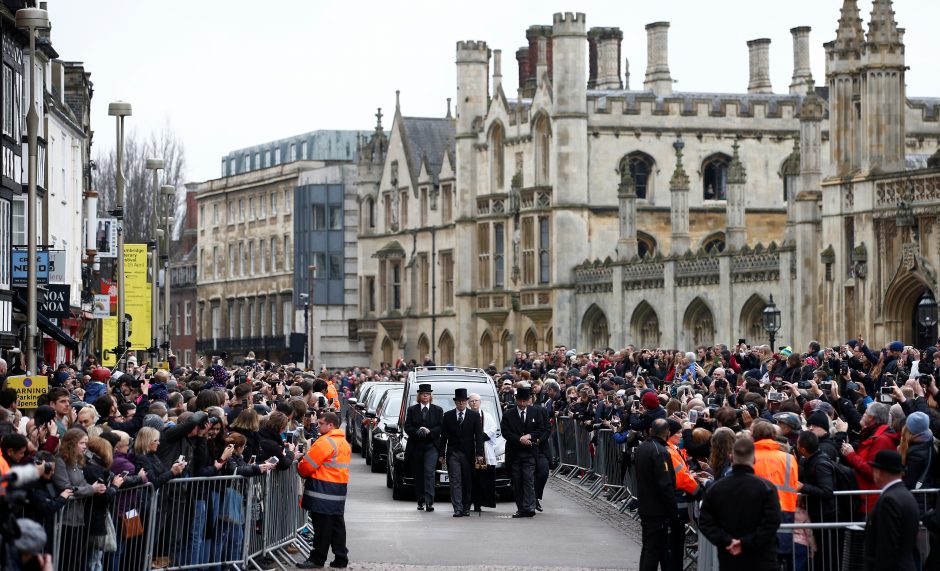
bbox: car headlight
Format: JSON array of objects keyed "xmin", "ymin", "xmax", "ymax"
[
  {"xmin": 375, "ymin": 432, "xmax": 389, "ymax": 441},
  {"xmin": 395, "ymin": 451, "xmax": 405, "ymax": 461}
]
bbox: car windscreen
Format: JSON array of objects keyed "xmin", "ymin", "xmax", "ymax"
[
  {"xmin": 366, "ymin": 384, "xmax": 397, "ymax": 411},
  {"xmin": 378, "ymin": 389, "xmax": 404, "ymax": 421},
  {"xmin": 407, "ymin": 382, "xmax": 500, "ymax": 420}
]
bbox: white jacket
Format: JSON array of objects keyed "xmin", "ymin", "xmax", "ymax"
[{"xmin": 480, "ymin": 409, "xmax": 499, "ymax": 466}]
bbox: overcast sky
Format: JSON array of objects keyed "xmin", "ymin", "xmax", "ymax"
[{"xmin": 49, "ymin": 0, "xmax": 940, "ymax": 184}]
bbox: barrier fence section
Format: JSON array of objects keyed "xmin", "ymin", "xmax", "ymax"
[{"xmin": 50, "ymin": 466, "xmax": 309, "ymax": 571}]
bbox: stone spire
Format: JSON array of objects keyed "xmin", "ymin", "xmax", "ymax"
[
  {"xmin": 359, "ymin": 107, "xmax": 388, "ymax": 165},
  {"xmin": 725, "ymin": 141, "xmax": 747, "ymax": 250},
  {"xmin": 834, "ymin": 0, "xmax": 864, "ymax": 53},
  {"xmin": 866, "ymin": 0, "xmax": 901, "ymax": 45},
  {"xmin": 669, "ymin": 138, "xmax": 690, "ymax": 255},
  {"xmin": 617, "ymin": 167, "xmax": 638, "ymax": 260}
]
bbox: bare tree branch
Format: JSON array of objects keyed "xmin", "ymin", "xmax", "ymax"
[{"xmin": 93, "ymin": 123, "xmax": 188, "ymax": 243}]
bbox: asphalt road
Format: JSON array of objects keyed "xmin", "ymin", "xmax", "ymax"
[{"xmin": 286, "ymin": 454, "xmax": 641, "ymax": 570}]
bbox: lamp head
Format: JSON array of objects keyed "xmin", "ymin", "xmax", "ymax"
[
  {"xmin": 15, "ymin": 8, "xmax": 49, "ymax": 31},
  {"xmin": 160, "ymin": 185, "xmax": 176, "ymax": 197},
  {"xmin": 108, "ymin": 101, "xmax": 132, "ymax": 117},
  {"xmin": 146, "ymin": 158, "xmax": 166, "ymax": 170}
]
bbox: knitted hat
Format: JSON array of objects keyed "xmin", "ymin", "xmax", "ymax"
[
  {"xmin": 889, "ymin": 340, "xmax": 905, "ymax": 352},
  {"xmin": 806, "ymin": 410, "xmax": 830, "ymax": 432},
  {"xmin": 143, "ymin": 414, "xmax": 164, "ymax": 432},
  {"xmin": 90, "ymin": 367, "xmax": 111, "ymax": 382},
  {"xmin": 907, "ymin": 411, "xmax": 930, "ymax": 435},
  {"xmin": 641, "ymin": 391, "xmax": 660, "ymax": 410}
]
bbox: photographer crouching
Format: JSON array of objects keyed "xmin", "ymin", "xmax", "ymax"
[{"xmin": 1, "ymin": 457, "xmax": 56, "ymax": 570}]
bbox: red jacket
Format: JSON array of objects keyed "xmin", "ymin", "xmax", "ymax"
[{"xmin": 844, "ymin": 423, "xmax": 900, "ymax": 513}]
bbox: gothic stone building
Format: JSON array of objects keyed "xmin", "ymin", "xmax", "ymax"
[{"xmin": 356, "ymin": 0, "xmax": 940, "ymax": 367}]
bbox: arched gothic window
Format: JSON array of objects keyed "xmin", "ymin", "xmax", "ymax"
[
  {"xmin": 703, "ymin": 153, "xmax": 731, "ymax": 200},
  {"xmin": 618, "ymin": 152, "xmax": 655, "ymax": 199}
]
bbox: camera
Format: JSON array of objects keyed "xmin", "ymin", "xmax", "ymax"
[
  {"xmin": 840, "ymin": 363, "xmax": 849, "ymax": 375},
  {"xmin": 819, "ymin": 381, "xmax": 832, "ymax": 392},
  {"xmin": 767, "ymin": 391, "xmax": 784, "ymax": 402},
  {"xmin": 797, "ymin": 381, "xmax": 811, "ymax": 390}
]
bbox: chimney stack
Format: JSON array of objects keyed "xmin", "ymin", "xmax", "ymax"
[
  {"xmin": 747, "ymin": 38, "xmax": 773, "ymax": 94},
  {"xmin": 789, "ymin": 27, "xmax": 812, "ymax": 94},
  {"xmin": 493, "ymin": 49, "xmax": 503, "ymax": 93},
  {"xmin": 516, "ymin": 47, "xmax": 529, "ymax": 97},
  {"xmin": 588, "ymin": 27, "xmax": 623, "ymax": 90},
  {"xmin": 624, "ymin": 57, "xmax": 630, "ymax": 90},
  {"xmin": 525, "ymin": 25, "xmax": 553, "ymax": 96},
  {"xmin": 643, "ymin": 22, "xmax": 672, "ymax": 95}
]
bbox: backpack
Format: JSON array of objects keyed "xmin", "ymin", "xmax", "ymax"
[{"xmin": 831, "ymin": 459, "xmax": 858, "ymax": 491}]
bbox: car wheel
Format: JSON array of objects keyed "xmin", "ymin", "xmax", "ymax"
[
  {"xmin": 350, "ymin": 428, "xmax": 361, "ymax": 453},
  {"xmin": 391, "ymin": 467, "xmax": 407, "ymax": 500},
  {"xmin": 365, "ymin": 443, "xmax": 372, "ymax": 466},
  {"xmin": 360, "ymin": 427, "xmax": 368, "ymax": 458}
]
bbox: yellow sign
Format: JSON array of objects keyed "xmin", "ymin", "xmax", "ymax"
[
  {"xmin": 6, "ymin": 375, "xmax": 48, "ymax": 409},
  {"xmin": 101, "ymin": 316, "xmax": 118, "ymax": 366},
  {"xmin": 123, "ymin": 244, "xmax": 152, "ymax": 352}
]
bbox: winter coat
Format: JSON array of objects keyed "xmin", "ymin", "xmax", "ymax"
[
  {"xmin": 843, "ymin": 423, "xmax": 900, "ymax": 513},
  {"xmin": 24, "ymin": 477, "xmax": 68, "ymax": 550},
  {"xmin": 902, "ymin": 433, "xmax": 934, "ymax": 490},
  {"xmin": 633, "ymin": 435, "xmax": 677, "ymax": 522},
  {"xmin": 231, "ymin": 426, "xmax": 262, "ymax": 461},
  {"xmin": 52, "ymin": 456, "xmax": 95, "ymax": 526},
  {"xmin": 799, "ymin": 450, "xmax": 837, "ymax": 523},
  {"xmin": 134, "ymin": 451, "xmax": 176, "ymax": 490},
  {"xmin": 258, "ymin": 427, "xmax": 294, "ymax": 470},
  {"xmin": 82, "ymin": 451, "xmax": 120, "ymax": 537}
]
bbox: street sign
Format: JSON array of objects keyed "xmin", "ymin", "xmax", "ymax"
[
  {"xmin": 39, "ymin": 284, "xmax": 71, "ymax": 319},
  {"xmin": 48, "ymin": 250, "xmax": 66, "ymax": 283},
  {"xmin": 96, "ymin": 218, "xmax": 118, "ymax": 258},
  {"xmin": 6, "ymin": 375, "xmax": 48, "ymax": 409},
  {"xmin": 11, "ymin": 250, "xmax": 49, "ymax": 286},
  {"xmin": 92, "ymin": 294, "xmax": 110, "ymax": 318}
]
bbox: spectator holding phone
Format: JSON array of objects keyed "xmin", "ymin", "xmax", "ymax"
[{"xmin": 840, "ymin": 402, "xmax": 899, "ymax": 514}]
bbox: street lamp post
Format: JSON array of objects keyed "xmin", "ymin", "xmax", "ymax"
[
  {"xmin": 308, "ymin": 264, "xmax": 316, "ymax": 369},
  {"xmin": 762, "ymin": 294, "xmax": 782, "ymax": 350},
  {"xmin": 299, "ymin": 293, "xmax": 309, "ymax": 369},
  {"xmin": 160, "ymin": 185, "xmax": 176, "ymax": 361},
  {"xmin": 16, "ymin": 7, "xmax": 50, "ymax": 374},
  {"xmin": 146, "ymin": 159, "xmax": 164, "ymax": 362},
  {"xmin": 109, "ymin": 101, "xmax": 132, "ymax": 366}
]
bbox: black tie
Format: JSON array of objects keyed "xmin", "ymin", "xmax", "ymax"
[
  {"xmin": 422, "ymin": 406, "xmax": 428, "ymax": 422},
  {"xmin": 458, "ymin": 411, "xmax": 463, "ymax": 425},
  {"xmin": 520, "ymin": 409, "xmax": 525, "ymax": 424}
]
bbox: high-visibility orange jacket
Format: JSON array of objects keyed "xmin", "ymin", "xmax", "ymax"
[
  {"xmin": 668, "ymin": 444, "xmax": 699, "ymax": 497},
  {"xmin": 753, "ymin": 438, "xmax": 800, "ymax": 513},
  {"xmin": 298, "ymin": 428, "xmax": 350, "ymax": 515},
  {"xmin": 0, "ymin": 453, "xmax": 8, "ymax": 491},
  {"xmin": 326, "ymin": 381, "xmax": 340, "ymax": 410}
]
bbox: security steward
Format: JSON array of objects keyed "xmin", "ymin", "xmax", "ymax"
[
  {"xmin": 666, "ymin": 418, "xmax": 702, "ymax": 571},
  {"xmin": 634, "ymin": 418, "xmax": 677, "ymax": 571},
  {"xmin": 751, "ymin": 420, "xmax": 800, "ymax": 568},
  {"xmin": 403, "ymin": 383, "xmax": 444, "ymax": 511},
  {"xmin": 297, "ymin": 411, "xmax": 350, "ymax": 569}
]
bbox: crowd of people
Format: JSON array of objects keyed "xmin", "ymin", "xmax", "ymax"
[
  {"xmin": 0, "ymin": 353, "xmax": 346, "ymax": 571},
  {"xmin": 1, "ymin": 336, "xmax": 939, "ymax": 569}
]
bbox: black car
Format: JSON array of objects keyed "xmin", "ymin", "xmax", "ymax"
[
  {"xmin": 346, "ymin": 380, "xmax": 396, "ymax": 452},
  {"xmin": 368, "ymin": 386, "xmax": 403, "ymax": 473},
  {"xmin": 386, "ymin": 367, "xmax": 510, "ymax": 501},
  {"xmin": 351, "ymin": 382, "xmax": 400, "ymax": 456}
]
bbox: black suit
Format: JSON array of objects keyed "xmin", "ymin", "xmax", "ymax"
[
  {"xmin": 403, "ymin": 402, "xmax": 444, "ymax": 506},
  {"xmin": 441, "ymin": 407, "xmax": 484, "ymax": 513},
  {"xmin": 863, "ymin": 481, "xmax": 921, "ymax": 571},
  {"xmin": 500, "ymin": 404, "xmax": 549, "ymax": 514}
]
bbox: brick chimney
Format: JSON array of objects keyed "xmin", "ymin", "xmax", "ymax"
[{"xmin": 588, "ymin": 27, "xmax": 623, "ymax": 90}]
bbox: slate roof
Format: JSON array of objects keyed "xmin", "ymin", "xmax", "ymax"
[{"xmin": 400, "ymin": 117, "xmax": 455, "ymax": 185}]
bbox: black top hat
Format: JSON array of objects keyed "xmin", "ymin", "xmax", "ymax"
[
  {"xmin": 417, "ymin": 383, "xmax": 433, "ymax": 393},
  {"xmin": 515, "ymin": 386, "xmax": 532, "ymax": 401},
  {"xmin": 868, "ymin": 449, "xmax": 905, "ymax": 473},
  {"xmin": 453, "ymin": 388, "xmax": 469, "ymax": 401}
]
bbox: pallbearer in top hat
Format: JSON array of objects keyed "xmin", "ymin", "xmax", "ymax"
[
  {"xmin": 403, "ymin": 383, "xmax": 444, "ymax": 511},
  {"xmin": 441, "ymin": 388, "xmax": 484, "ymax": 517},
  {"xmin": 500, "ymin": 384, "xmax": 550, "ymax": 517}
]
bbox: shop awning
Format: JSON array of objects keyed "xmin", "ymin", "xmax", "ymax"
[{"xmin": 12, "ymin": 292, "xmax": 79, "ymax": 351}]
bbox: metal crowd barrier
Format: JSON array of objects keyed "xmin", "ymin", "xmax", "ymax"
[
  {"xmin": 695, "ymin": 487, "xmax": 940, "ymax": 571},
  {"xmin": 49, "ymin": 465, "xmax": 309, "ymax": 571}
]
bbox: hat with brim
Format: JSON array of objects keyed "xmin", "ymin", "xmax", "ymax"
[
  {"xmin": 453, "ymin": 388, "xmax": 469, "ymax": 401},
  {"xmin": 515, "ymin": 386, "xmax": 532, "ymax": 401},
  {"xmin": 417, "ymin": 383, "xmax": 433, "ymax": 393},
  {"xmin": 868, "ymin": 449, "xmax": 905, "ymax": 473}
]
